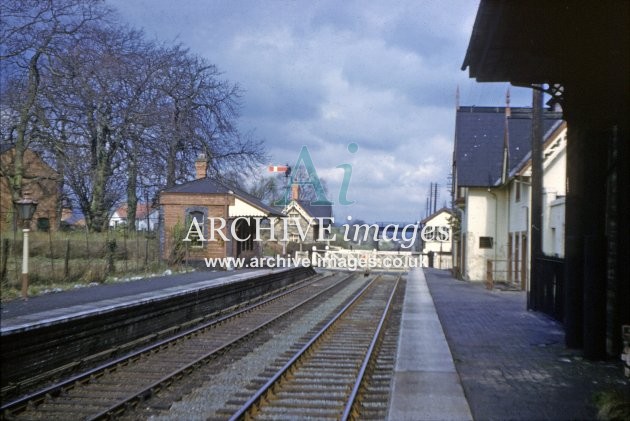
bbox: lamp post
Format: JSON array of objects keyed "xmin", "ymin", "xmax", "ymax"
[{"xmin": 14, "ymin": 198, "xmax": 38, "ymax": 299}]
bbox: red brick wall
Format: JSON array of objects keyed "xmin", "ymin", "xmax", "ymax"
[
  {"xmin": 1, "ymin": 148, "xmax": 58, "ymax": 232},
  {"xmin": 159, "ymin": 192, "xmax": 234, "ymax": 260}
]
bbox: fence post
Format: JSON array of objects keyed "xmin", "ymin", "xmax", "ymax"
[
  {"xmin": 84, "ymin": 226, "xmax": 91, "ymax": 265},
  {"xmin": 106, "ymin": 239, "xmax": 117, "ymax": 275},
  {"xmin": 64, "ymin": 238, "xmax": 70, "ymax": 279},
  {"xmin": 123, "ymin": 229, "xmax": 128, "ymax": 273},
  {"xmin": 1, "ymin": 239, "xmax": 10, "ymax": 282},
  {"xmin": 48, "ymin": 228, "xmax": 55, "ymax": 277},
  {"xmin": 135, "ymin": 233, "xmax": 140, "ymax": 271},
  {"xmin": 144, "ymin": 237, "xmax": 149, "ymax": 269},
  {"xmin": 486, "ymin": 259, "xmax": 494, "ymax": 290}
]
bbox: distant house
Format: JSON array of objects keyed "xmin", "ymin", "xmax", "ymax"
[
  {"xmin": 109, "ymin": 207, "xmax": 126, "ymax": 228},
  {"xmin": 159, "ymin": 154, "xmax": 282, "ymax": 265},
  {"xmin": 0, "ymin": 144, "xmax": 59, "ymax": 231},
  {"xmin": 136, "ymin": 205, "xmax": 159, "ymax": 231},
  {"xmin": 274, "ymin": 184, "xmax": 334, "ymax": 247},
  {"xmin": 60, "ymin": 207, "xmax": 86, "ymax": 228},
  {"xmin": 109, "ymin": 203, "xmax": 158, "ymax": 231},
  {"xmin": 451, "ymin": 103, "xmax": 564, "ymax": 284},
  {"xmin": 420, "ymin": 208, "xmax": 453, "ymax": 269}
]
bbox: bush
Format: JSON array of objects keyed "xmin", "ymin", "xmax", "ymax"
[{"xmin": 594, "ymin": 389, "xmax": 630, "ymax": 420}]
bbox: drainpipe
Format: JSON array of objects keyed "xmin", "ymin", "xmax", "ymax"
[
  {"xmin": 452, "ymin": 206, "xmax": 465, "ymax": 278},
  {"xmin": 522, "ymin": 204, "xmax": 530, "ymax": 305}
]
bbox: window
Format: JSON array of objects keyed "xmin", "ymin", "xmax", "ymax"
[
  {"xmin": 37, "ymin": 217, "xmax": 50, "ymax": 232},
  {"xmin": 479, "ymin": 236, "xmax": 494, "ymax": 249},
  {"xmin": 187, "ymin": 211, "xmax": 204, "ymax": 248},
  {"xmin": 515, "ymin": 181, "xmax": 521, "ymax": 202}
]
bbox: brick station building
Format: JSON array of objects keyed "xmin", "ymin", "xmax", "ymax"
[{"xmin": 159, "ymin": 155, "xmax": 281, "ymax": 265}]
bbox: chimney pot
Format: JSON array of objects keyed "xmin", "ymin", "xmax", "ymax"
[
  {"xmin": 291, "ymin": 184, "xmax": 299, "ymax": 201},
  {"xmin": 195, "ymin": 153, "xmax": 208, "ymax": 179}
]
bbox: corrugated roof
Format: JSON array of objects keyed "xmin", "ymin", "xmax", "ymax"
[{"xmin": 454, "ymin": 106, "xmax": 562, "ymax": 187}]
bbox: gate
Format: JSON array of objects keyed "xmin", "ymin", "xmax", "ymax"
[{"xmin": 532, "ymin": 256, "xmax": 565, "ymax": 322}]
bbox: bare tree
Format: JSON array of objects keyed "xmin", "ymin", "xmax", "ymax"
[
  {"xmin": 42, "ymin": 24, "xmax": 150, "ymax": 231},
  {"xmin": 222, "ymin": 173, "xmax": 282, "ymax": 205},
  {"xmin": 3, "ymin": 3, "xmax": 267, "ymax": 232},
  {"xmin": 153, "ymin": 47, "xmax": 265, "ymax": 188},
  {"xmin": 0, "ymin": 0, "xmax": 110, "ymax": 202}
]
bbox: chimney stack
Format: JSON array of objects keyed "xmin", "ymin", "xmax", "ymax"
[
  {"xmin": 291, "ymin": 184, "xmax": 300, "ymax": 201},
  {"xmin": 195, "ymin": 153, "xmax": 208, "ymax": 179}
]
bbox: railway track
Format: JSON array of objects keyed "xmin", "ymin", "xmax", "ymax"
[
  {"xmin": 225, "ymin": 274, "xmax": 401, "ymax": 421},
  {"xmin": 1, "ymin": 271, "xmax": 358, "ymax": 420}
]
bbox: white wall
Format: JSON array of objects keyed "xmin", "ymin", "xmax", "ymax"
[
  {"xmin": 457, "ymin": 125, "xmax": 567, "ymax": 283},
  {"xmin": 541, "ymin": 126, "xmax": 567, "ymax": 257},
  {"xmin": 422, "ymin": 210, "xmax": 453, "ymax": 269},
  {"xmin": 546, "ymin": 198, "xmax": 565, "ymax": 257},
  {"xmin": 109, "ymin": 212, "xmax": 125, "ymax": 228},
  {"xmin": 462, "ymin": 188, "xmax": 508, "ymax": 281},
  {"xmin": 508, "ymin": 180, "xmax": 530, "ymax": 234},
  {"xmin": 422, "ymin": 210, "xmax": 452, "ymax": 254}
]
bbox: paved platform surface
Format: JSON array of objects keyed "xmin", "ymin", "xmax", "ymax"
[
  {"xmin": 388, "ymin": 268, "xmax": 472, "ymax": 420},
  {"xmin": 3, "ymin": 267, "xmax": 627, "ymax": 420},
  {"xmin": 0, "ymin": 268, "xmax": 263, "ymax": 332},
  {"xmin": 425, "ymin": 268, "xmax": 628, "ymax": 421}
]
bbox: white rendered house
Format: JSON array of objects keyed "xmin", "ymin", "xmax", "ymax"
[
  {"xmin": 420, "ymin": 208, "xmax": 454, "ymax": 269},
  {"xmin": 452, "ymin": 103, "xmax": 565, "ymax": 284}
]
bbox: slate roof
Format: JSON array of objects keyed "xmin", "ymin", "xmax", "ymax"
[
  {"xmin": 454, "ymin": 106, "xmax": 562, "ymax": 187},
  {"xmin": 420, "ymin": 207, "xmax": 454, "ymax": 225},
  {"xmin": 273, "ymin": 199, "xmax": 333, "ymax": 224},
  {"xmin": 507, "ymin": 119, "xmax": 565, "ymax": 180},
  {"xmin": 161, "ymin": 177, "xmax": 282, "ymax": 217},
  {"xmin": 297, "ymin": 200, "xmax": 333, "ymax": 220},
  {"xmin": 272, "ymin": 199, "xmax": 333, "ymax": 227}
]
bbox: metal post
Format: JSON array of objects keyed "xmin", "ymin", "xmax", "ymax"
[
  {"xmin": 14, "ymin": 197, "xmax": 37, "ymax": 300},
  {"xmin": 21, "ymin": 228, "xmax": 29, "ymax": 299}
]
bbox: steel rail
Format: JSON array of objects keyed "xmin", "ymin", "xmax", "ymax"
[
  {"xmin": 1, "ymin": 271, "xmax": 343, "ymax": 418},
  {"xmin": 341, "ymin": 275, "xmax": 400, "ymax": 420},
  {"xmin": 228, "ymin": 274, "xmax": 385, "ymax": 421},
  {"xmin": 85, "ymin": 272, "xmax": 355, "ymax": 420}
]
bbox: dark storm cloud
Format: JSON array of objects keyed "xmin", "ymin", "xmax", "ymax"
[{"xmin": 108, "ymin": 0, "xmax": 532, "ymax": 221}]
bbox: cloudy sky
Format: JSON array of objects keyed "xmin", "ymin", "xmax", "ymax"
[{"xmin": 108, "ymin": 0, "xmax": 533, "ymax": 223}]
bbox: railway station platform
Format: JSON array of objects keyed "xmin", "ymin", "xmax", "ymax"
[
  {"xmin": 0, "ymin": 268, "xmax": 268, "ymax": 333},
  {"xmin": 388, "ymin": 268, "xmax": 472, "ymax": 420},
  {"xmin": 3, "ymin": 267, "xmax": 625, "ymax": 419},
  {"xmin": 425, "ymin": 268, "xmax": 628, "ymax": 420}
]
